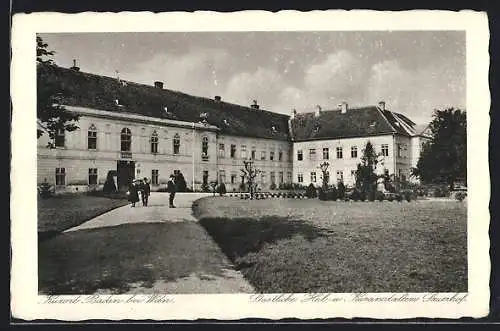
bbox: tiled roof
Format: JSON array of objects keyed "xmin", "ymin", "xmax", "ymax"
[
  {"xmin": 37, "ymin": 64, "xmax": 291, "ymax": 141},
  {"xmin": 289, "ymin": 106, "xmax": 418, "ymax": 142}
]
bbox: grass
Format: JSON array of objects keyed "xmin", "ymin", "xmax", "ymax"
[
  {"xmin": 38, "ymin": 195, "xmax": 129, "ymax": 240},
  {"xmin": 192, "ymin": 197, "xmax": 467, "ymax": 293},
  {"xmin": 38, "ymin": 222, "xmax": 233, "ymax": 294}
]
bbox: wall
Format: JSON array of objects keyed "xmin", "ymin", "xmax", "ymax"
[
  {"xmin": 292, "ymin": 135, "xmax": 396, "ymax": 187},
  {"xmin": 37, "ymin": 113, "xmax": 218, "ymax": 192},
  {"xmin": 216, "ymin": 134, "xmax": 293, "ymax": 192}
]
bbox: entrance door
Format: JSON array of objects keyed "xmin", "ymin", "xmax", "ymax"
[{"xmin": 117, "ymin": 160, "xmax": 135, "ymax": 191}]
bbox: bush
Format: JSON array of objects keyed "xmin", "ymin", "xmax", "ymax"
[
  {"xmin": 387, "ymin": 195, "xmax": 394, "ymax": 202},
  {"xmin": 239, "ymin": 182, "xmax": 247, "ymax": 192},
  {"xmin": 318, "ymin": 187, "xmax": 326, "ymax": 201},
  {"xmin": 433, "ymin": 185, "xmax": 450, "ymax": 197},
  {"xmin": 103, "ymin": 171, "xmax": 117, "ymax": 193},
  {"xmin": 367, "ymin": 190, "xmax": 376, "ymax": 201},
  {"xmin": 217, "ymin": 183, "xmax": 227, "ymax": 196},
  {"xmin": 349, "ymin": 189, "xmax": 361, "ymax": 201},
  {"xmin": 375, "ymin": 191, "xmax": 385, "ymax": 201},
  {"xmin": 455, "ymin": 191, "xmax": 467, "ymax": 202},
  {"xmin": 396, "ymin": 194, "xmax": 403, "ymax": 202},
  {"xmin": 305, "ymin": 183, "xmax": 317, "ymax": 199},
  {"xmin": 175, "ymin": 172, "xmax": 188, "ymax": 192},
  {"xmin": 359, "ymin": 191, "xmax": 366, "ymax": 202},
  {"xmin": 38, "ymin": 182, "xmax": 54, "ymax": 199},
  {"xmin": 270, "ymin": 183, "xmax": 277, "ymax": 190},
  {"xmin": 327, "ymin": 187, "xmax": 338, "ymax": 201},
  {"xmin": 337, "ymin": 182, "xmax": 346, "ymax": 200}
]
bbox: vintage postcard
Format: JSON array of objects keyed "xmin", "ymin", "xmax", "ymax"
[{"xmin": 11, "ymin": 10, "xmax": 490, "ymax": 320}]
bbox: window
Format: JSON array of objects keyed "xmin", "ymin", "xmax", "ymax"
[
  {"xmin": 203, "ymin": 171, "xmax": 209, "ymax": 186},
  {"xmin": 88, "ymin": 168, "xmax": 98, "ymax": 185},
  {"xmin": 152, "ymin": 170, "xmax": 159, "ymax": 185},
  {"xmin": 55, "ymin": 129, "xmax": 65, "ymax": 148},
  {"xmin": 310, "ymin": 172, "xmax": 317, "ymax": 183},
  {"xmin": 260, "ymin": 171, "xmax": 266, "ymax": 184},
  {"xmin": 88, "ymin": 125, "xmax": 97, "ymax": 150},
  {"xmin": 251, "ymin": 147, "xmax": 256, "ymax": 160},
  {"xmin": 297, "ymin": 150, "xmax": 303, "ymax": 161},
  {"xmin": 270, "ymin": 151, "xmax": 275, "ymax": 161},
  {"xmin": 336, "ymin": 170, "xmax": 344, "ymax": 182},
  {"xmin": 55, "ymin": 168, "xmax": 65, "ymax": 185},
  {"xmin": 297, "ymin": 173, "xmax": 304, "ymax": 183},
  {"xmin": 230, "ymin": 144, "xmax": 236, "ymax": 158},
  {"xmin": 174, "ymin": 169, "xmax": 180, "ymax": 176},
  {"xmin": 150, "ymin": 131, "xmax": 159, "ymax": 154},
  {"xmin": 202, "ymin": 136, "xmax": 209, "ymax": 158},
  {"xmin": 382, "ymin": 144, "xmax": 389, "ymax": 157},
  {"xmin": 279, "ymin": 171, "xmax": 284, "ymax": 184},
  {"xmin": 120, "ymin": 128, "xmax": 132, "ymax": 152},
  {"xmin": 219, "ymin": 170, "xmax": 226, "ymax": 184},
  {"xmin": 261, "ymin": 151, "xmax": 266, "ymax": 160},
  {"xmin": 351, "ymin": 169, "xmax": 357, "ymax": 178},
  {"xmin": 325, "ymin": 171, "xmax": 330, "ymax": 184},
  {"xmin": 402, "ymin": 144, "xmax": 408, "ymax": 158},
  {"xmin": 241, "ymin": 145, "xmax": 247, "ymax": 159},
  {"xmin": 323, "ymin": 148, "xmax": 329, "ymax": 160},
  {"xmin": 309, "ymin": 148, "xmax": 316, "ymax": 160},
  {"xmin": 397, "ymin": 144, "xmax": 402, "ymax": 157},
  {"xmin": 230, "ymin": 174, "xmax": 237, "ymax": 184},
  {"xmin": 270, "ymin": 171, "xmax": 276, "ymax": 184},
  {"xmin": 336, "ymin": 147, "xmax": 343, "ymax": 159},
  {"xmin": 398, "ymin": 169, "xmax": 403, "ymax": 178},
  {"xmin": 218, "ymin": 143, "xmax": 225, "ymax": 158},
  {"xmin": 351, "ymin": 146, "xmax": 358, "ymax": 158},
  {"xmin": 287, "ymin": 172, "xmax": 292, "ymax": 183},
  {"xmin": 278, "ymin": 150, "xmax": 283, "ymax": 161},
  {"xmin": 173, "ymin": 133, "xmax": 180, "ymax": 154}
]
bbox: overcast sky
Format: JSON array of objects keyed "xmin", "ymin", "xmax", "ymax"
[{"xmin": 39, "ymin": 31, "xmax": 465, "ymax": 124}]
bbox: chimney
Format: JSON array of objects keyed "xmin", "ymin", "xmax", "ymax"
[
  {"xmin": 340, "ymin": 101, "xmax": 348, "ymax": 114},
  {"xmin": 315, "ymin": 105, "xmax": 322, "ymax": 117},
  {"xmin": 378, "ymin": 101, "xmax": 386, "ymax": 111},
  {"xmin": 214, "ymin": 95, "xmax": 221, "ymax": 102},
  {"xmin": 250, "ymin": 100, "xmax": 260, "ymax": 110},
  {"xmin": 70, "ymin": 59, "xmax": 80, "ymax": 72},
  {"xmin": 154, "ymin": 81, "xmax": 164, "ymax": 89}
]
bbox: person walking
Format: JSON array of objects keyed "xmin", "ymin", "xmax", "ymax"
[
  {"xmin": 167, "ymin": 174, "xmax": 177, "ymax": 208},
  {"xmin": 128, "ymin": 180, "xmax": 139, "ymax": 207},
  {"xmin": 142, "ymin": 177, "xmax": 151, "ymax": 206}
]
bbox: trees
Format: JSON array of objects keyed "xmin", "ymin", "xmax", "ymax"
[
  {"xmin": 318, "ymin": 161, "xmax": 330, "ymax": 190},
  {"xmin": 414, "ymin": 108, "xmax": 466, "ymax": 190},
  {"xmin": 355, "ymin": 141, "xmax": 379, "ymax": 196},
  {"xmin": 240, "ymin": 160, "xmax": 261, "ymax": 199},
  {"xmin": 37, "ymin": 36, "xmax": 80, "ymax": 146},
  {"xmin": 174, "ymin": 171, "xmax": 188, "ymax": 192}
]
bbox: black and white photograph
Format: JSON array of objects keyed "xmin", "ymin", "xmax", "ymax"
[{"xmin": 11, "ymin": 10, "xmax": 489, "ymax": 320}]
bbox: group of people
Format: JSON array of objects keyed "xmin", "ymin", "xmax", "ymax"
[{"xmin": 128, "ymin": 174, "xmax": 177, "ymax": 208}]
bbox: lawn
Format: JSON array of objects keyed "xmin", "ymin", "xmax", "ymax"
[
  {"xmin": 38, "ymin": 195, "xmax": 129, "ymax": 240},
  {"xmin": 192, "ymin": 197, "xmax": 467, "ymax": 293},
  {"xmin": 38, "ymin": 222, "xmax": 233, "ymax": 294}
]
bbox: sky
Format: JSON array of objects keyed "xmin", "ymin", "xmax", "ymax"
[{"xmin": 39, "ymin": 31, "xmax": 465, "ymax": 124}]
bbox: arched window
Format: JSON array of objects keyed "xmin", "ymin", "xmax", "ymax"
[
  {"xmin": 121, "ymin": 128, "xmax": 132, "ymax": 152},
  {"xmin": 173, "ymin": 133, "xmax": 180, "ymax": 155},
  {"xmin": 88, "ymin": 124, "xmax": 97, "ymax": 150},
  {"xmin": 150, "ymin": 130, "xmax": 159, "ymax": 154},
  {"xmin": 202, "ymin": 136, "xmax": 209, "ymax": 157}
]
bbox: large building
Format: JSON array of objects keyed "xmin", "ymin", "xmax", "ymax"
[{"xmin": 37, "ymin": 64, "xmax": 431, "ymax": 193}]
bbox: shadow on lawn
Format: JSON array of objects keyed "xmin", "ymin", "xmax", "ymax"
[
  {"xmin": 39, "ymin": 222, "xmax": 234, "ymax": 295},
  {"xmin": 198, "ymin": 216, "xmax": 328, "ymax": 269}
]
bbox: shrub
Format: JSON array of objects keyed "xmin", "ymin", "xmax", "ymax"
[
  {"xmin": 455, "ymin": 191, "xmax": 467, "ymax": 202},
  {"xmin": 433, "ymin": 185, "xmax": 450, "ymax": 197},
  {"xmin": 239, "ymin": 182, "xmax": 247, "ymax": 192},
  {"xmin": 318, "ymin": 187, "xmax": 326, "ymax": 201},
  {"xmin": 305, "ymin": 183, "xmax": 317, "ymax": 199},
  {"xmin": 350, "ymin": 189, "xmax": 361, "ymax": 201},
  {"xmin": 337, "ymin": 182, "xmax": 346, "ymax": 200},
  {"xmin": 270, "ymin": 183, "xmax": 277, "ymax": 190},
  {"xmin": 175, "ymin": 172, "xmax": 188, "ymax": 192},
  {"xmin": 396, "ymin": 194, "xmax": 403, "ymax": 202},
  {"xmin": 327, "ymin": 187, "xmax": 338, "ymax": 201},
  {"xmin": 38, "ymin": 182, "xmax": 54, "ymax": 199},
  {"xmin": 217, "ymin": 183, "xmax": 227, "ymax": 196},
  {"xmin": 367, "ymin": 190, "xmax": 376, "ymax": 201},
  {"xmin": 387, "ymin": 195, "xmax": 394, "ymax": 202},
  {"xmin": 201, "ymin": 183, "xmax": 210, "ymax": 192},
  {"xmin": 103, "ymin": 171, "xmax": 117, "ymax": 193},
  {"xmin": 359, "ymin": 191, "xmax": 366, "ymax": 201},
  {"xmin": 375, "ymin": 191, "xmax": 385, "ymax": 201}
]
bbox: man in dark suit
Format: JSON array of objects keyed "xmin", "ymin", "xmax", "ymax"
[
  {"xmin": 167, "ymin": 174, "xmax": 177, "ymax": 208},
  {"xmin": 141, "ymin": 177, "xmax": 151, "ymax": 206}
]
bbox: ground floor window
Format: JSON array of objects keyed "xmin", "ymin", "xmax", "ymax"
[
  {"xmin": 287, "ymin": 172, "xmax": 292, "ymax": 183},
  {"xmin": 270, "ymin": 171, "xmax": 276, "ymax": 184},
  {"xmin": 310, "ymin": 172, "xmax": 317, "ymax": 183},
  {"xmin": 55, "ymin": 168, "xmax": 66, "ymax": 186},
  {"xmin": 152, "ymin": 169, "xmax": 159, "ymax": 185},
  {"xmin": 297, "ymin": 173, "xmax": 303, "ymax": 183},
  {"xmin": 336, "ymin": 170, "xmax": 344, "ymax": 182},
  {"xmin": 230, "ymin": 174, "xmax": 237, "ymax": 184},
  {"xmin": 203, "ymin": 171, "xmax": 209, "ymax": 185},
  {"xmin": 279, "ymin": 171, "xmax": 284, "ymax": 184},
  {"xmin": 88, "ymin": 168, "xmax": 98, "ymax": 185}
]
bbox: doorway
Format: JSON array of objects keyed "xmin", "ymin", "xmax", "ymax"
[{"xmin": 117, "ymin": 160, "xmax": 135, "ymax": 191}]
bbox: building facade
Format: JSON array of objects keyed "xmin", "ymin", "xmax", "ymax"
[{"xmin": 37, "ymin": 64, "xmax": 429, "ymax": 193}]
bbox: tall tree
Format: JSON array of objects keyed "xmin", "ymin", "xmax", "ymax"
[
  {"xmin": 241, "ymin": 160, "xmax": 261, "ymax": 199},
  {"xmin": 355, "ymin": 141, "xmax": 379, "ymax": 194},
  {"xmin": 37, "ymin": 36, "xmax": 80, "ymax": 146},
  {"xmin": 414, "ymin": 108, "xmax": 466, "ymax": 190},
  {"xmin": 318, "ymin": 161, "xmax": 330, "ymax": 190}
]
